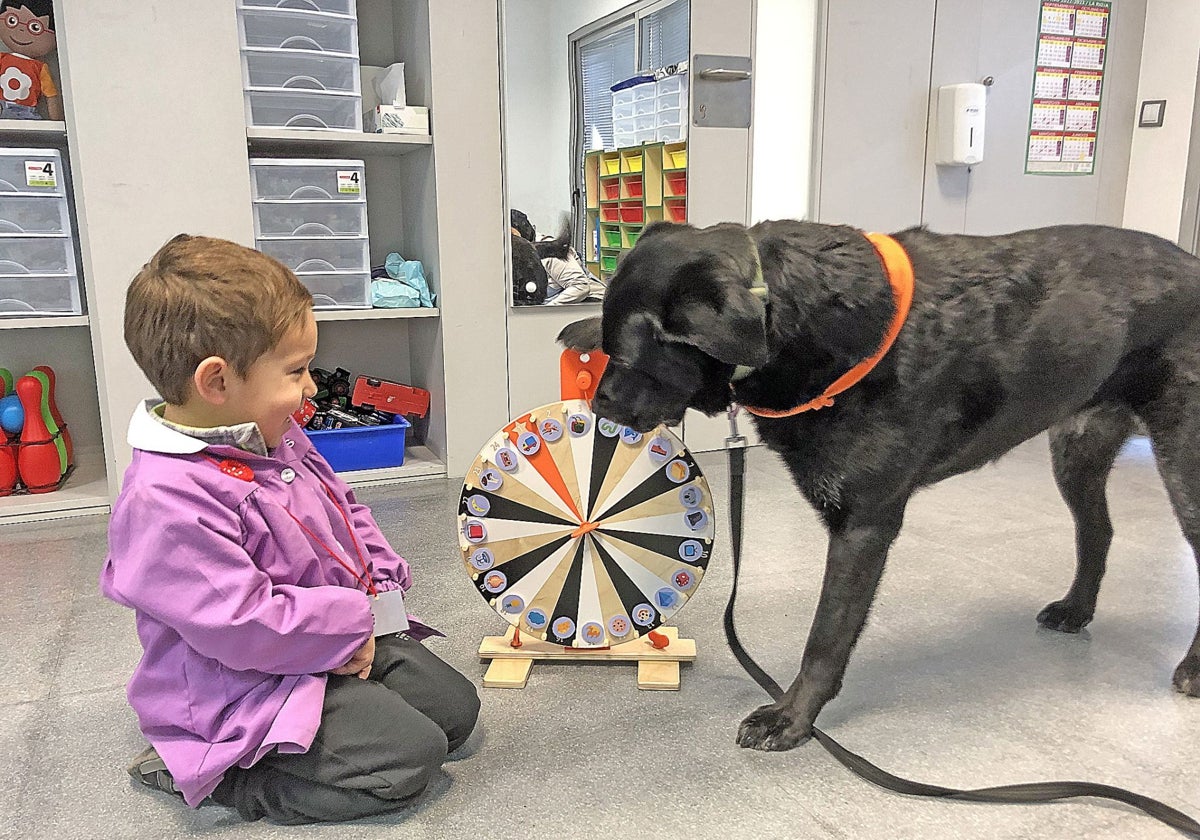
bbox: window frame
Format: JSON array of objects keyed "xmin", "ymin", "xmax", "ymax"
[{"xmin": 568, "ymin": 0, "xmax": 689, "ymax": 253}]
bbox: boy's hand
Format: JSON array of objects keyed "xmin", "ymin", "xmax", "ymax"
[{"xmin": 331, "ymin": 636, "xmax": 375, "ymax": 679}]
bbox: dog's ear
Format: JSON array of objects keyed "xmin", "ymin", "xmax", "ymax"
[
  {"xmin": 556, "ymin": 317, "xmax": 603, "ymax": 351},
  {"xmin": 662, "ymin": 270, "xmax": 769, "ymax": 367}
]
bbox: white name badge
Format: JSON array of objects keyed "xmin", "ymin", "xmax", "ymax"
[{"xmin": 370, "ymin": 588, "xmax": 410, "ymax": 637}]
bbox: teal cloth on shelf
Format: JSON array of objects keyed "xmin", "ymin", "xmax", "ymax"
[{"xmin": 372, "ymin": 253, "xmax": 435, "ymax": 308}]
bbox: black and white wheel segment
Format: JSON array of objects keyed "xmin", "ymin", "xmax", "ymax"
[{"xmin": 459, "ymin": 399, "xmax": 714, "ymax": 648}]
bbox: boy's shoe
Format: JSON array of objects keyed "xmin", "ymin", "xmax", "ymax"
[{"xmin": 126, "ymin": 746, "xmax": 181, "ymax": 797}]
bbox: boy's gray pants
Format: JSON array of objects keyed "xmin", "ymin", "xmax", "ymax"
[{"xmin": 212, "ymin": 634, "xmax": 480, "ymax": 824}]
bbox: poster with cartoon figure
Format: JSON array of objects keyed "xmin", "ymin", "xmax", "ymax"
[{"xmin": 0, "ymin": 1, "xmax": 61, "ymax": 121}]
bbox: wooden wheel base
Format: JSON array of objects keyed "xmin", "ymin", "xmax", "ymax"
[{"xmin": 479, "ymin": 625, "xmax": 697, "ymax": 690}]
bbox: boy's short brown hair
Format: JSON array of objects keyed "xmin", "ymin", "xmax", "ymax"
[{"xmin": 125, "ymin": 234, "xmax": 314, "ymax": 404}]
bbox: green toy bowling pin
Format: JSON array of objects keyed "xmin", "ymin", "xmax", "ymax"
[{"xmin": 27, "ymin": 369, "xmax": 67, "ymax": 474}]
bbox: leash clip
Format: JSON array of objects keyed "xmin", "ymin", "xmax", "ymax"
[{"xmin": 726, "ymin": 405, "xmax": 747, "ymax": 450}]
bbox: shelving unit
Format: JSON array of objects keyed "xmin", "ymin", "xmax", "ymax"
[
  {"xmin": 0, "ymin": 103, "xmax": 102, "ymax": 521},
  {"xmin": 0, "ymin": 0, "xmax": 510, "ymax": 525},
  {"xmin": 314, "ymin": 306, "xmax": 438, "ymax": 322},
  {"xmin": 246, "ymin": 127, "xmax": 431, "ymax": 156},
  {"xmin": 0, "ymin": 447, "xmax": 108, "ymax": 524},
  {"xmin": 584, "ymin": 140, "xmax": 686, "ymax": 280},
  {"xmin": 0, "ymin": 315, "xmax": 89, "ymax": 330},
  {"xmin": 239, "ymin": 0, "xmax": 448, "ymax": 481},
  {"xmin": 0, "ymin": 119, "xmax": 67, "ymax": 143}
]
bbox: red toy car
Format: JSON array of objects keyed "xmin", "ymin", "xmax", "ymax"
[{"xmin": 351, "ymin": 376, "xmax": 430, "ymax": 418}]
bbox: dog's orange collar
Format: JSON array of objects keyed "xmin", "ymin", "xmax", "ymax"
[{"xmin": 739, "ymin": 232, "xmax": 914, "ymax": 419}]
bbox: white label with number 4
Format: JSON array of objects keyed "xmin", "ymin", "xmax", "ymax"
[
  {"xmin": 26, "ymin": 160, "xmax": 57, "ymax": 188},
  {"xmin": 336, "ymin": 170, "xmax": 361, "ymax": 195}
]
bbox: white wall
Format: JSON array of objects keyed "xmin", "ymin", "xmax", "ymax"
[
  {"xmin": 502, "ymin": 0, "xmax": 630, "ymax": 238},
  {"xmin": 750, "ymin": 0, "xmax": 817, "ymax": 223},
  {"xmin": 816, "ymin": 0, "xmax": 1145, "ymax": 236},
  {"xmin": 1122, "ymin": 0, "xmax": 1200, "ymax": 241}
]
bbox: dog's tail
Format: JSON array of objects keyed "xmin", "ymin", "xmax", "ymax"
[
  {"xmin": 534, "ymin": 217, "xmax": 573, "ymax": 261},
  {"xmin": 557, "ymin": 317, "xmax": 602, "ymax": 351}
]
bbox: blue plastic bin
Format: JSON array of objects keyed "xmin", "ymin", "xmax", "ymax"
[{"xmin": 306, "ymin": 414, "xmax": 410, "ymax": 471}]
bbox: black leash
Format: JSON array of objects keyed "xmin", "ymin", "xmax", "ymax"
[{"xmin": 721, "ymin": 410, "xmax": 1200, "ymax": 837}]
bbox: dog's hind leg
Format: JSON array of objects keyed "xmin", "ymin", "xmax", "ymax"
[
  {"xmin": 1039, "ymin": 404, "xmax": 1135, "ymax": 632},
  {"xmin": 736, "ymin": 507, "xmax": 905, "ymax": 751},
  {"xmin": 1135, "ymin": 378, "xmax": 1200, "ymax": 696}
]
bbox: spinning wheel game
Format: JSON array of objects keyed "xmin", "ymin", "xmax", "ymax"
[{"xmin": 458, "ymin": 398, "xmax": 714, "ymax": 650}]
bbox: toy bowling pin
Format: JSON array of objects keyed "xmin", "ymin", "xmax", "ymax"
[
  {"xmin": 33, "ymin": 365, "xmax": 72, "ymax": 469},
  {"xmin": 15, "ymin": 374, "xmax": 62, "ymax": 493},
  {"xmin": 27, "ymin": 369, "xmax": 67, "ymax": 474},
  {"xmin": 0, "ymin": 367, "xmax": 17, "ymax": 495},
  {"xmin": 0, "ymin": 440, "xmax": 15, "ymax": 496}
]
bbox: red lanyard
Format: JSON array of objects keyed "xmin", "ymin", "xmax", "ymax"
[{"xmin": 203, "ymin": 454, "xmax": 378, "ymax": 597}]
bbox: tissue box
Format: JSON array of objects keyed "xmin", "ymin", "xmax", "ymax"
[{"xmin": 365, "ymin": 105, "xmax": 429, "ymax": 135}]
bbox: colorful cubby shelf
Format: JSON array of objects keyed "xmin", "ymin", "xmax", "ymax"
[{"xmin": 584, "ymin": 140, "xmax": 686, "ymax": 280}]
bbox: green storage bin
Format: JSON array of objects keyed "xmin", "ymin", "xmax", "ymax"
[
  {"xmin": 601, "ymin": 254, "xmax": 618, "ymax": 272},
  {"xmin": 601, "ymin": 226, "xmax": 622, "ymax": 247}
]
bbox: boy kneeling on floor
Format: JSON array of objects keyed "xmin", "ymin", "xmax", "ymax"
[{"xmin": 101, "ymin": 234, "xmax": 479, "ymax": 824}]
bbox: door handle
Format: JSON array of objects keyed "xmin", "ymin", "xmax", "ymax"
[{"xmin": 697, "ymin": 68, "xmax": 752, "ymax": 81}]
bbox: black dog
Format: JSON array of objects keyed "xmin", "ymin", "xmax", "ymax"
[
  {"xmin": 511, "ymin": 233, "xmax": 548, "ymax": 305},
  {"xmin": 511, "ymin": 210, "xmax": 576, "ymax": 306},
  {"xmin": 558, "ymin": 219, "xmax": 1200, "ymax": 751}
]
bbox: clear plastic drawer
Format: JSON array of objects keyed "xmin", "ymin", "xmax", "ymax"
[
  {"xmin": 253, "ymin": 201, "xmax": 367, "ymax": 237},
  {"xmin": 242, "ymin": 49, "xmax": 361, "ymax": 94},
  {"xmin": 631, "ymin": 82, "xmax": 656, "ymax": 101},
  {"xmin": 657, "ymin": 90, "xmax": 687, "ymax": 111},
  {"xmin": 657, "ymin": 108, "xmax": 682, "ymax": 127},
  {"xmin": 612, "ymin": 88, "xmax": 636, "ymax": 107},
  {"xmin": 257, "ymin": 236, "xmax": 370, "ymax": 273},
  {"xmin": 656, "ymin": 124, "xmax": 686, "ymax": 142},
  {"xmin": 657, "ymin": 74, "xmax": 687, "ymax": 95},
  {"xmin": 0, "ymin": 149, "xmax": 66, "ymax": 196},
  {"xmin": 0, "ymin": 275, "xmax": 82, "ymax": 316},
  {"xmin": 0, "ymin": 236, "xmax": 75, "ymax": 276},
  {"xmin": 244, "ymin": 89, "xmax": 362, "ymax": 131},
  {"xmin": 238, "ymin": 0, "xmax": 356, "ymax": 15},
  {"xmin": 296, "ymin": 271, "xmax": 372, "ymax": 309},
  {"xmin": 0, "ymin": 196, "xmax": 69, "ymax": 235},
  {"xmin": 250, "ymin": 159, "xmax": 366, "ymax": 201},
  {"xmin": 238, "ymin": 8, "xmax": 358, "ymax": 56}
]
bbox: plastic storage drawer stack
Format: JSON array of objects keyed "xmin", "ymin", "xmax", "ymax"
[
  {"xmin": 656, "ymin": 72, "xmax": 688, "ymax": 142},
  {"xmin": 0, "ymin": 148, "xmax": 81, "ymax": 317},
  {"xmin": 237, "ymin": 0, "xmax": 362, "ymax": 132},
  {"xmin": 611, "ymin": 80, "xmax": 657, "ymax": 149},
  {"xmin": 250, "ymin": 158, "xmax": 371, "ymax": 308}
]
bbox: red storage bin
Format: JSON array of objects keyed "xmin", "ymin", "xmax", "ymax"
[
  {"xmin": 601, "ymin": 178, "xmax": 621, "ymax": 200},
  {"xmin": 601, "ymin": 205, "xmax": 620, "ymax": 222},
  {"xmin": 665, "ymin": 171, "xmax": 687, "ymax": 197},
  {"xmin": 619, "ymin": 202, "xmax": 644, "ymax": 224}
]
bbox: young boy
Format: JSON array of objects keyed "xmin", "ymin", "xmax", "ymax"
[{"xmin": 101, "ymin": 234, "xmax": 479, "ymax": 824}]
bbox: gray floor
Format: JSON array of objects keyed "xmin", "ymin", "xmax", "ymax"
[{"xmin": 2, "ymin": 434, "xmax": 1198, "ymax": 839}]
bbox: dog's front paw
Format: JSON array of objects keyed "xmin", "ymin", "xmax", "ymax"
[
  {"xmin": 1036, "ymin": 599, "xmax": 1093, "ymax": 633},
  {"xmin": 736, "ymin": 703, "xmax": 812, "ymax": 751},
  {"xmin": 1173, "ymin": 655, "xmax": 1200, "ymax": 697}
]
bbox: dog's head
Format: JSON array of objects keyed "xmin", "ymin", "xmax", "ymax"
[{"xmin": 560, "ymin": 222, "xmax": 768, "ymax": 432}]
